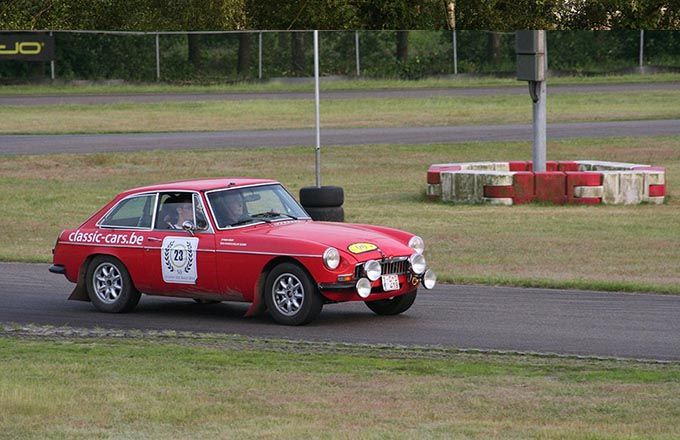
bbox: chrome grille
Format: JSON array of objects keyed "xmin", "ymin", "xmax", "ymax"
[{"xmin": 354, "ymin": 258, "xmax": 409, "ymax": 279}]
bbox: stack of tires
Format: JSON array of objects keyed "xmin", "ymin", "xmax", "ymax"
[{"xmin": 299, "ymin": 186, "xmax": 344, "ymax": 222}]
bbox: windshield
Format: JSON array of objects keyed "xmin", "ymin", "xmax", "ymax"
[{"xmin": 207, "ymin": 184, "xmax": 309, "ymax": 229}]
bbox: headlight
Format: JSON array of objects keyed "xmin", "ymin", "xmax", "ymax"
[
  {"xmin": 364, "ymin": 260, "xmax": 382, "ymax": 281},
  {"xmin": 323, "ymin": 247, "xmax": 340, "ymax": 270},
  {"xmin": 422, "ymin": 269, "xmax": 437, "ymax": 289},
  {"xmin": 356, "ymin": 278, "xmax": 372, "ymax": 298},
  {"xmin": 409, "ymin": 253, "xmax": 426, "ymax": 275},
  {"xmin": 408, "ymin": 236, "xmax": 425, "ymax": 254}
]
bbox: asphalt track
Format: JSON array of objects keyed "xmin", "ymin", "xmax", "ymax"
[
  {"xmin": 1, "ymin": 262, "xmax": 679, "ymax": 361},
  {"xmin": 2, "ymin": 82, "xmax": 679, "ymax": 106},
  {"xmin": 3, "ymin": 119, "xmax": 680, "ymax": 155}
]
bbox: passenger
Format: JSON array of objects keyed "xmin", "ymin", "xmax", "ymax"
[{"xmin": 171, "ymin": 201, "xmax": 194, "ymax": 229}]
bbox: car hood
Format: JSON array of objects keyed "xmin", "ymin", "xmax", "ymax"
[{"xmin": 265, "ymin": 220, "xmax": 413, "ymax": 260}]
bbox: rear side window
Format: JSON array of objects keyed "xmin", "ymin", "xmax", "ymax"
[{"xmin": 100, "ymin": 194, "xmax": 156, "ymax": 229}]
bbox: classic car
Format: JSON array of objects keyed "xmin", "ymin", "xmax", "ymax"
[{"xmin": 50, "ymin": 178, "xmax": 436, "ymax": 325}]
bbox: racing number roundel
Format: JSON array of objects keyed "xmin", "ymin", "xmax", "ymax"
[{"xmin": 162, "ymin": 236, "xmax": 199, "ymax": 284}]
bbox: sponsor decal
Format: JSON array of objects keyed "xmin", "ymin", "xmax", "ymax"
[
  {"xmin": 348, "ymin": 242, "xmax": 378, "ymax": 254},
  {"xmin": 67, "ymin": 230, "xmax": 144, "ymax": 246},
  {"xmin": 162, "ymin": 237, "xmax": 199, "ymax": 284},
  {"xmin": 0, "ymin": 34, "xmax": 54, "ymax": 61},
  {"xmin": 220, "ymin": 238, "xmax": 247, "ymax": 247}
]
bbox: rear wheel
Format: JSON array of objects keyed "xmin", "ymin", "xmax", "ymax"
[
  {"xmin": 86, "ymin": 256, "xmax": 141, "ymax": 313},
  {"xmin": 365, "ymin": 291, "xmax": 417, "ymax": 316},
  {"xmin": 264, "ymin": 263, "xmax": 323, "ymax": 325}
]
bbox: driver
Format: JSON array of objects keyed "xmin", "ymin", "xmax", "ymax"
[{"xmin": 221, "ymin": 192, "xmax": 246, "ymax": 226}]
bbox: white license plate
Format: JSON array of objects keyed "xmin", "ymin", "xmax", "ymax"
[{"xmin": 382, "ymin": 274, "xmax": 400, "ymax": 291}]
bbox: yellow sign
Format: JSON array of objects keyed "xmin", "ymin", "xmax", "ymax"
[
  {"xmin": 348, "ymin": 242, "xmax": 378, "ymax": 254},
  {"xmin": 0, "ymin": 42, "xmax": 42, "ymax": 56}
]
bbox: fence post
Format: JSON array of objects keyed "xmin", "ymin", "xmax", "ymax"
[
  {"xmin": 155, "ymin": 33, "xmax": 160, "ymax": 80},
  {"xmin": 49, "ymin": 31, "xmax": 55, "ymax": 80},
  {"xmin": 639, "ymin": 30, "xmax": 644, "ymax": 69},
  {"xmin": 355, "ymin": 30, "xmax": 360, "ymax": 77},
  {"xmin": 452, "ymin": 30, "xmax": 458, "ymax": 75},
  {"xmin": 258, "ymin": 32, "xmax": 263, "ymax": 79}
]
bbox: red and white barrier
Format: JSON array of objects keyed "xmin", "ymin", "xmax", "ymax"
[{"xmin": 427, "ymin": 160, "xmax": 666, "ymax": 205}]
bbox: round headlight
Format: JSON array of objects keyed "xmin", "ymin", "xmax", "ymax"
[
  {"xmin": 409, "ymin": 253, "xmax": 427, "ymax": 275},
  {"xmin": 364, "ymin": 260, "xmax": 382, "ymax": 281},
  {"xmin": 408, "ymin": 236, "xmax": 425, "ymax": 254},
  {"xmin": 356, "ymin": 278, "xmax": 372, "ymax": 298},
  {"xmin": 323, "ymin": 247, "xmax": 340, "ymax": 270},
  {"xmin": 422, "ymin": 269, "xmax": 437, "ymax": 289}
]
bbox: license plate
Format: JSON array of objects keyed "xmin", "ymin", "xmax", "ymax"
[{"xmin": 382, "ymin": 274, "xmax": 400, "ymax": 291}]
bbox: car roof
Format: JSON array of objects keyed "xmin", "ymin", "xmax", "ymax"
[{"xmin": 122, "ymin": 178, "xmax": 278, "ymax": 196}]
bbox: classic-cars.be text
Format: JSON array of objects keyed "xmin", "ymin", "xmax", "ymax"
[{"xmin": 50, "ymin": 178, "xmax": 436, "ymax": 325}]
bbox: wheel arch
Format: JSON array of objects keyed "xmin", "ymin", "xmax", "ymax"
[
  {"xmin": 69, "ymin": 252, "xmax": 138, "ymax": 302},
  {"xmin": 244, "ymin": 256, "xmax": 316, "ymax": 317}
]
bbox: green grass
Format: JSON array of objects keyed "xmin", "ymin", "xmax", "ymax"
[
  {"xmin": 1, "ymin": 335, "xmax": 679, "ymax": 439},
  {"xmin": 1, "ymin": 90, "xmax": 680, "ymax": 134},
  {"xmin": 1, "ymin": 136, "xmax": 679, "ymax": 293},
  {"xmin": 1, "ymin": 73, "xmax": 679, "ymax": 96}
]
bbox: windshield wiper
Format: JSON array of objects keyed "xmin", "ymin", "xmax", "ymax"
[
  {"xmin": 252, "ymin": 211, "xmax": 298, "ymax": 221},
  {"xmin": 229, "ymin": 216, "xmax": 272, "ymax": 227}
]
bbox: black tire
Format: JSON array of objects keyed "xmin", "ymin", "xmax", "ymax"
[
  {"xmin": 264, "ymin": 263, "xmax": 323, "ymax": 325},
  {"xmin": 299, "ymin": 186, "xmax": 344, "ymax": 207},
  {"xmin": 85, "ymin": 256, "xmax": 141, "ymax": 313},
  {"xmin": 365, "ymin": 290, "xmax": 417, "ymax": 316},
  {"xmin": 305, "ymin": 206, "xmax": 344, "ymax": 222}
]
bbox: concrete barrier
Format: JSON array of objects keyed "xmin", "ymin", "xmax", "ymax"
[{"xmin": 428, "ymin": 160, "xmax": 666, "ymax": 206}]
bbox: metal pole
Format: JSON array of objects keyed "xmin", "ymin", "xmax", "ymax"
[
  {"xmin": 155, "ymin": 33, "xmax": 160, "ymax": 80},
  {"xmin": 314, "ymin": 30, "xmax": 321, "ymax": 188},
  {"xmin": 532, "ymin": 80, "xmax": 547, "ymax": 172},
  {"xmin": 49, "ymin": 31, "xmax": 55, "ymax": 80},
  {"xmin": 258, "ymin": 32, "xmax": 263, "ymax": 79},
  {"xmin": 533, "ymin": 32, "xmax": 547, "ymax": 172},
  {"xmin": 355, "ymin": 30, "xmax": 360, "ymax": 77},
  {"xmin": 639, "ymin": 30, "xmax": 644, "ymax": 69},
  {"xmin": 452, "ymin": 30, "xmax": 458, "ymax": 75}
]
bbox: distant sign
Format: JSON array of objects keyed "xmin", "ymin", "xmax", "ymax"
[{"xmin": 0, "ymin": 34, "xmax": 54, "ymax": 61}]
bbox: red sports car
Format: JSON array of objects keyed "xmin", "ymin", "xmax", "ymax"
[{"xmin": 50, "ymin": 178, "xmax": 436, "ymax": 325}]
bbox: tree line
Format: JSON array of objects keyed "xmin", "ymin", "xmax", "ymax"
[{"xmin": 1, "ymin": 1, "xmax": 679, "ymax": 80}]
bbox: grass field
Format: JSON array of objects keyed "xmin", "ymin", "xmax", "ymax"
[
  {"xmin": 1, "ymin": 136, "xmax": 678, "ymax": 293},
  {"xmin": 1, "ymin": 334, "xmax": 679, "ymax": 439},
  {"xmin": 1, "ymin": 73, "xmax": 679, "ymax": 95},
  {"xmin": 1, "ymin": 90, "xmax": 680, "ymax": 134}
]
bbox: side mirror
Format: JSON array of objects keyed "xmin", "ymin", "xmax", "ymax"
[{"xmin": 182, "ymin": 220, "xmax": 196, "ymax": 236}]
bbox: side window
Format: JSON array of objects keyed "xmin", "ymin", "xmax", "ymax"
[
  {"xmin": 100, "ymin": 194, "xmax": 155, "ymax": 229},
  {"xmin": 154, "ymin": 192, "xmax": 211, "ymax": 232},
  {"xmin": 155, "ymin": 192, "xmax": 193, "ymax": 230}
]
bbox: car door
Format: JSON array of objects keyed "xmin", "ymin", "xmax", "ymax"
[{"xmin": 138, "ymin": 191, "xmax": 217, "ymax": 295}]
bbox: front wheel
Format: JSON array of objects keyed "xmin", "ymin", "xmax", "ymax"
[
  {"xmin": 365, "ymin": 291, "xmax": 417, "ymax": 316},
  {"xmin": 86, "ymin": 256, "xmax": 141, "ymax": 313},
  {"xmin": 264, "ymin": 263, "xmax": 323, "ymax": 325}
]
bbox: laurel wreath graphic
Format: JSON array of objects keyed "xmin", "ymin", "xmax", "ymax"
[
  {"xmin": 163, "ymin": 240, "xmax": 175, "ymax": 272},
  {"xmin": 184, "ymin": 240, "xmax": 194, "ymax": 274}
]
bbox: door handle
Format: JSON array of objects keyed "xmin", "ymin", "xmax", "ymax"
[{"xmin": 147, "ymin": 237, "xmax": 161, "ymax": 242}]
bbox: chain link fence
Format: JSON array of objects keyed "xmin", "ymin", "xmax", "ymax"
[{"xmin": 1, "ymin": 30, "xmax": 679, "ymax": 83}]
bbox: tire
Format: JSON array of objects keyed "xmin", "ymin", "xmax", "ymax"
[
  {"xmin": 85, "ymin": 256, "xmax": 141, "ymax": 313},
  {"xmin": 365, "ymin": 290, "xmax": 417, "ymax": 316},
  {"xmin": 264, "ymin": 263, "xmax": 323, "ymax": 325},
  {"xmin": 305, "ymin": 206, "xmax": 344, "ymax": 222},
  {"xmin": 299, "ymin": 186, "xmax": 344, "ymax": 207}
]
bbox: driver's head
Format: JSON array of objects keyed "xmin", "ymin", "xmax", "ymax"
[{"xmin": 223, "ymin": 192, "xmax": 244, "ymax": 220}]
